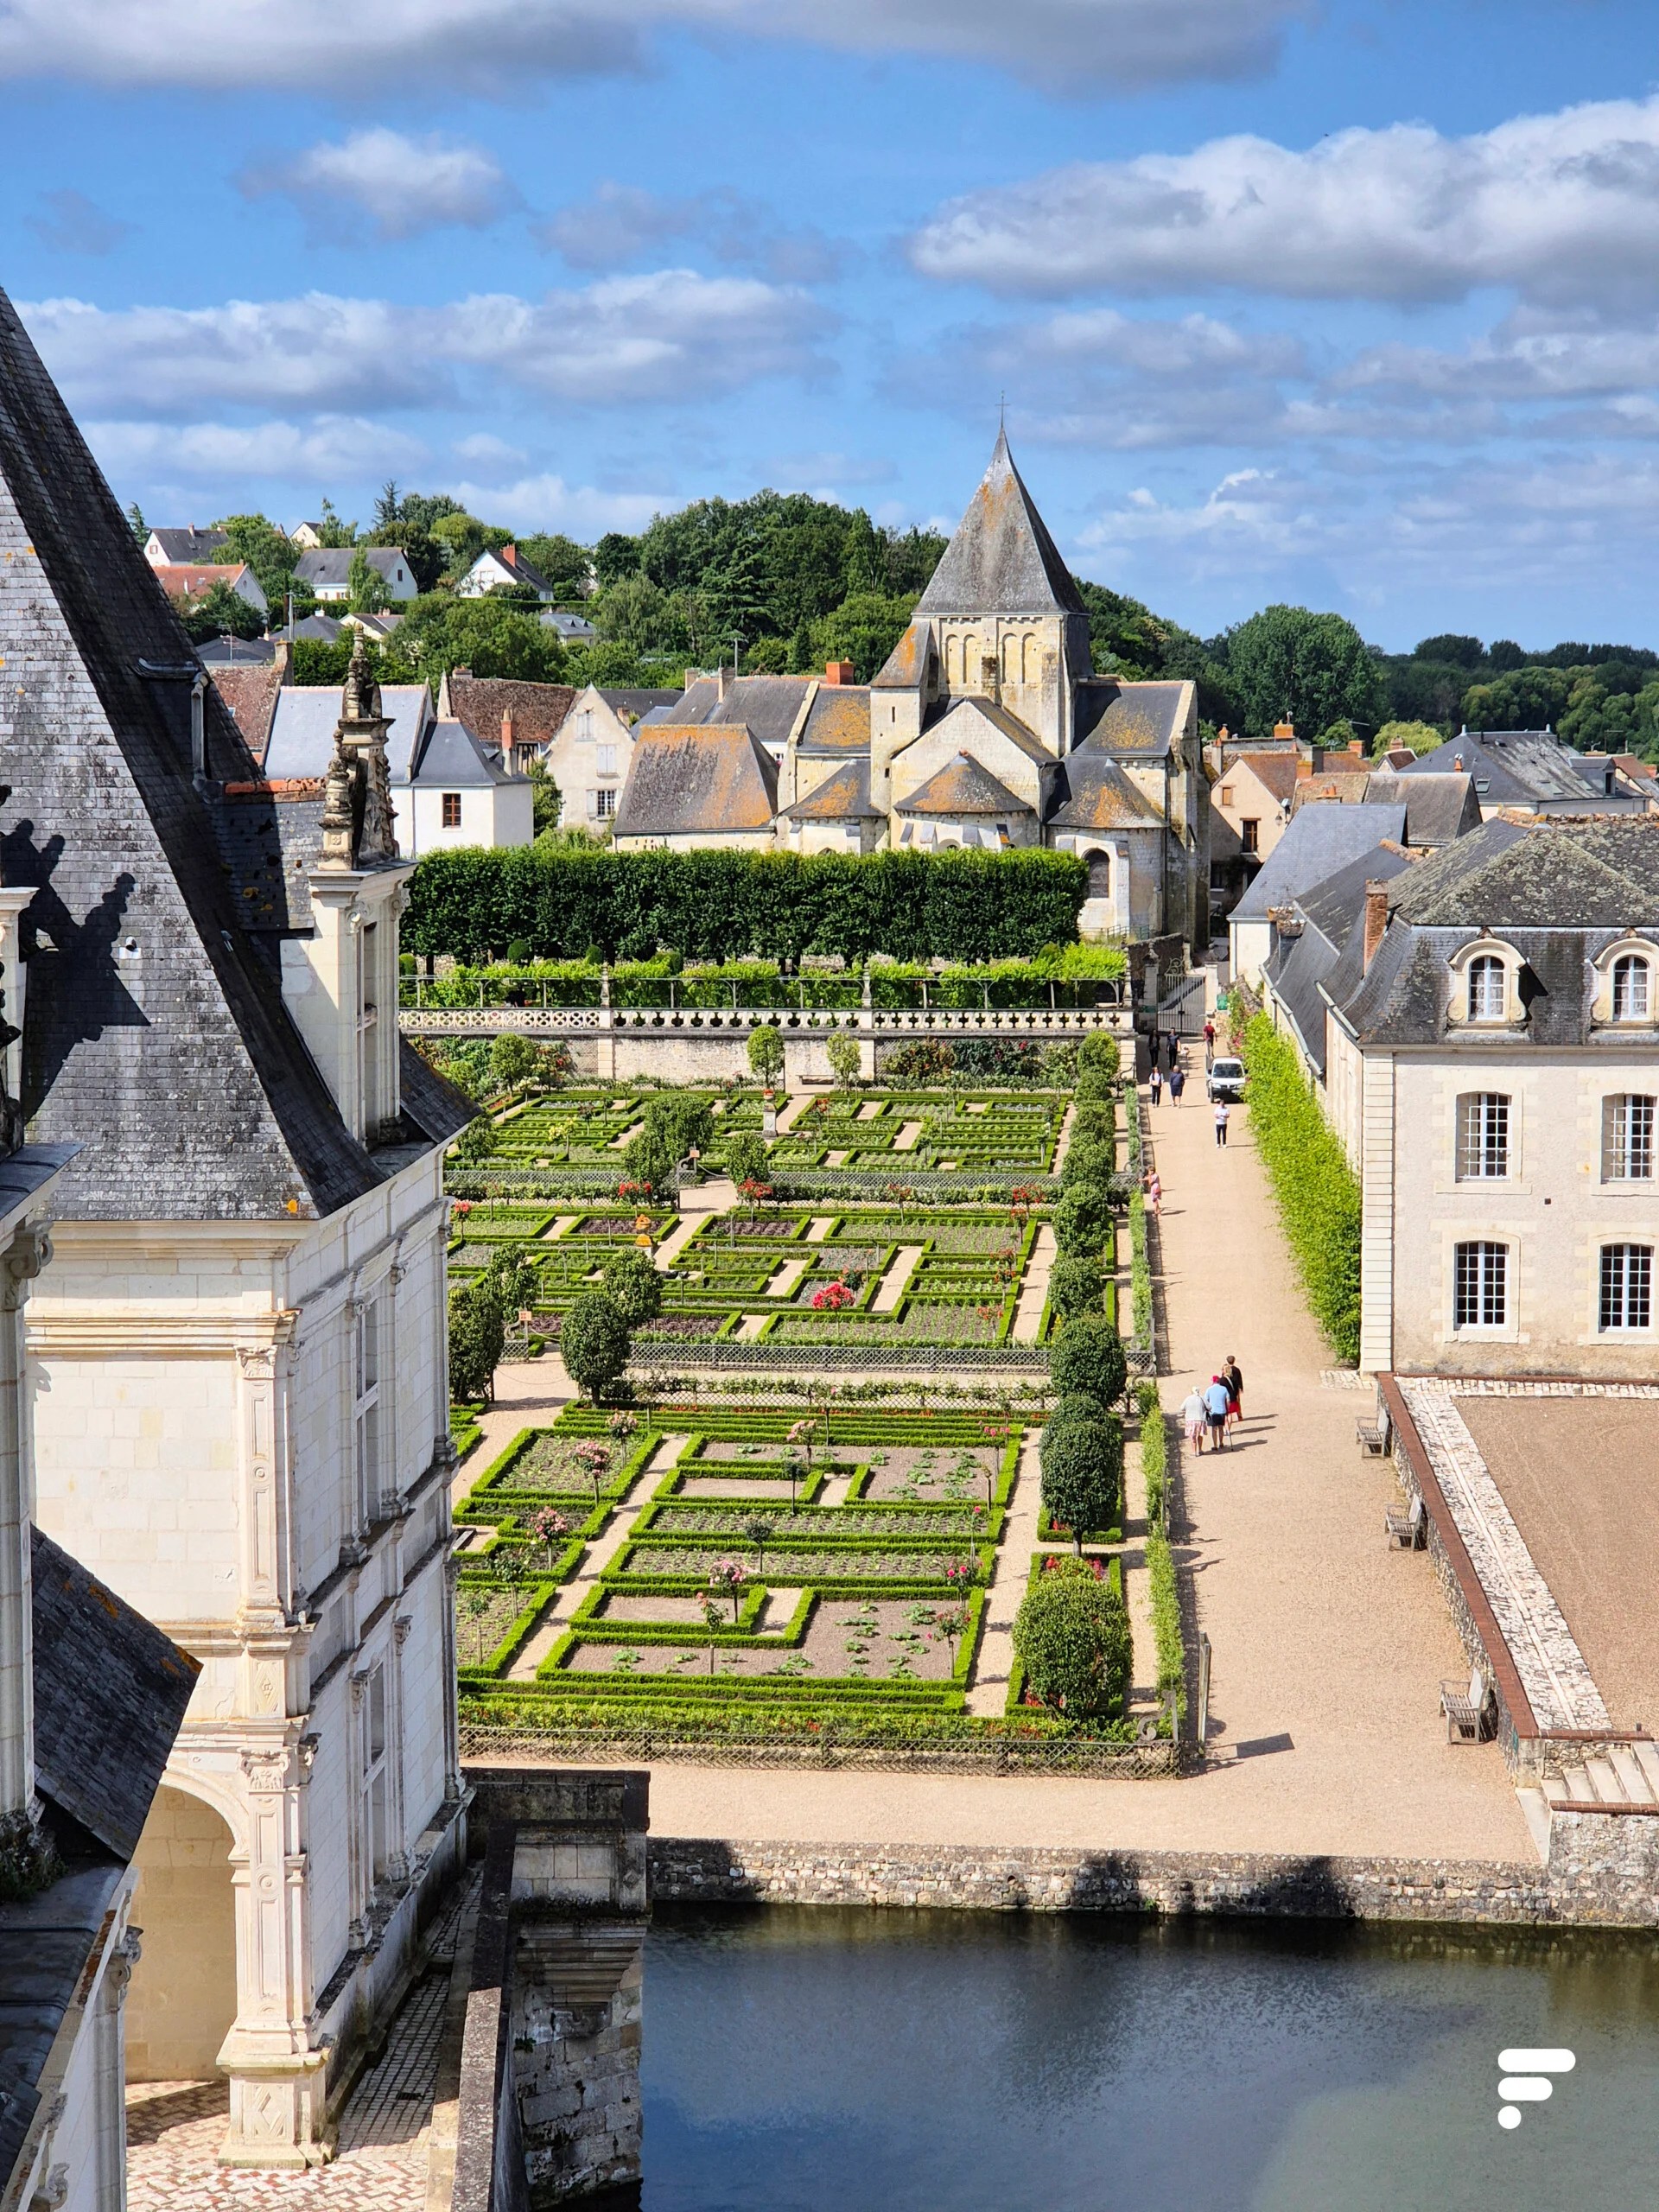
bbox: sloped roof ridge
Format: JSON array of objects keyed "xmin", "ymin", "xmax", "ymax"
[{"xmin": 916, "ymin": 429, "xmax": 1084, "ymax": 618}]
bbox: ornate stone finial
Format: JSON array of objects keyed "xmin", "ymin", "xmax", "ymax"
[
  {"xmin": 317, "ymin": 636, "xmax": 398, "ymax": 869},
  {"xmin": 341, "ymin": 632, "xmax": 380, "ymax": 726},
  {"xmin": 318, "ymin": 734, "xmax": 358, "ymax": 870}
]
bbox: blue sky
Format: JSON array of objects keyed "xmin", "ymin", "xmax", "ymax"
[{"xmin": 4, "ymin": 0, "xmax": 1659, "ymax": 648}]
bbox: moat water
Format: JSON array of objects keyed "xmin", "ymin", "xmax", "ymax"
[{"xmin": 640, "ymin": 1906, "xmax": 1659, "ymax": 2212}]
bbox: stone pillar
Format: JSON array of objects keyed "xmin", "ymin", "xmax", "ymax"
[
  {"xmin": 94, "ymin": 1928, "xmax": 141, "ymax": 2212},
  {"xmin": 0, "ymin": 1224, "xmax": 47, "ymax": 1821},
  {"xmin": 597, "ymin": 966, "xmax": 615, "ymax": 1083},
  {"xmin": 858, "ymin": 969, "xmax": 877, "ymax": 1083},
  {"xmin": 219, "ymin": 1741, "xmax": 331, "ymax": 2169},
  {"xmin": 233, "ymin": 1326, "xmax": 298, "ymax": 1624}
]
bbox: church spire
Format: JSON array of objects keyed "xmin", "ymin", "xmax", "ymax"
[{"xmin": 915, "ymin": 429, "xmax": 1084, "ymax": 620}]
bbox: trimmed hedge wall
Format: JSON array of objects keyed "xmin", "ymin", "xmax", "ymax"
[
  {"xmin": 406, "ymin": 845, "xmax": 1089, "ymax": 963},
  {"xmin": 1238, "ymin": 1014, "xmax": 1362, "ymax": 1363}
]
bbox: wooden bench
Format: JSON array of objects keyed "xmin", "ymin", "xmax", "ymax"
[
  {"xmin": 1385, "ymin": 1493, "xmax": 1425, "ymax": 1549},
  {"xmin": 1440, "ymin": 1664, "xmax": 1491, "ymax": 1745},
  {"xmin": 1356, "ymin": 1416, "xmax": 1390, "ymax": 1457}
]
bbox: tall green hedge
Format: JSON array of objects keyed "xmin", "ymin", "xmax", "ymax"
[
  {"xmin": 1239, "ymin": 1013, "xmax": 1362, "ymax": 1363},
  {"xmin": 405, "ymin": 846, "xmax": 1089, "ymax": 963}
]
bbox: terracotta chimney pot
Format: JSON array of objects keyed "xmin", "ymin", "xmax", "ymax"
[
  {"xmin": 1363, "ymin": 879, "xmax": 1389, "ymax": 971},
  {"xmin": 824, "ymin": 659, "xmax": 855, "ymax": 686}
]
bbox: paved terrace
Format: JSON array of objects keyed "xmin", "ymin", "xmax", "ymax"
[{"xmin": 478, "ymin": 1063, "xmax": 1531, "ymax": 1863}]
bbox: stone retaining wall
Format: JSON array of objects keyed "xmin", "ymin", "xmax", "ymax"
[{"xmin": 649, "ymin": 1835, "xmax": 1659, "ymax": 1927}]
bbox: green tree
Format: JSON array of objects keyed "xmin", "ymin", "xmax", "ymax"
[
  {"xmin": 126, "ymin": 501, "xmax": 147, "ymax": 544},
  {"xmin": 1077, "ymin": 1031, "xmax": 1121, "ymax": 1082},
  {"xmin": 449, "ymin": 1115, "xmax": 498, "ymax": 1163},
  {"xmin": 1224, "ymin": 604, "xmax": 1385, "ymax": 742},
  {"xmin": 586, "ymin": 640, "xmax": 647, "ymax": 686},
  {"xmin": 1414, "ymin": 632, "xmax": 1486, "ymax": 669},
  {"xmin": 1053, "ymin": 1182, "xmax": 1113, "ymax": 1258},
  {"xmin": 621, "ymin": 1128, "xmax": 674, "ymax": 1196},
  {"xmin": 826, "ymin": 1031, "xmax": 861, "ymax": 1087},
  {"xmin": 560, "ymin": 1292, "xmax": 632, "ymax": 1401},
  {"xmin": 1070, "ymin": 1098, "xmax": 1116, "ymax": 1147},
  {"xmin": 1047, "ymin": 1253, "xmax": 1106, "ymax": 1324},
  {"xmin": 1459, "ymin": 664, "xmax": 1571, "ymax": 733},
  {"xmin": 723, "ymin": 1129, "xmax": 772, "ymax": 1187},
  {"xmin": 744, "ymin": 635, "xmax": 791, "ymax": 673},
  {"xmin": 347, "ymin": 548, "xmax": 391, "ymax": 614},
  {"xmin": 1039, "ymin": 1400, "xmax": 1123, "ymax": 1548},
  {"xmin": 644, "ymin": 1091, "xmax": 715, "ymax": 1162},
  {"xmin": 808, "ymin": 592, "xmax": 918, "ymax": 683},
  {"xmin": 594, "ymin": 531, "xmax": 642, "ymax": 587},
  {"xmin": 1013, "ymin": 1554, "xmax": 1131, "ymax": 1715},
  {"xmin": 603, "ymin": 1245, "xmax": 663, "ymax": 1325},
  {"xmin": 449, "ymin": 1279, "xmax": 505, "ymax": 1402},
  {"xmin": 1370, "ymin": 719, "xmax": 1443, "ymax": 760},
  {"xmin": 518, "ymin": 533, "xmax": 590, "ymax": 599},
  {"xmin": 311, "ymin": 497, "xmax": 357, "ymax": 548},
  {"xmin": 489, "ymin": 1033, "xmax": 539, "ymax": 1096},
  {"xmin": 747, "ymin": 1024, "xmax": 785, "ymax": 1087},
  {"xmin": 1060, "ymin": 1131, "xmax": 1113, "ymax": 1190},
  {"xmin": 214, "ymin": 512, "xmax": 300, "ymax": 605},
  {"xmin": 1050, "ymin": 1313, "xmax": 1128, "ymax": 1405},
  {"xmin": 177, "ymin": 580, "xmax": 266, "ymax": 643},
  {"xmin": 526, "ymin": 757, "xmax": 562, "ymax": 838},
  {"xmin": 386, "ymin": 595, "xmax": 569, "ymax": 687}
]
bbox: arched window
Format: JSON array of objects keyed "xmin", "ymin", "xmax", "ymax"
[
  {"xmin": 1086, "ymin": 851, "xmax": 1111, "ymax": 898},
  {"xmin": 1612, "ymin": 953, "xmax": 1651, "ymax": 1020},
  {"xmin": 944, "ymin": 634, "xmax": 962, "ymax": 688},
  {"xmin": 1002, "ymin": 633, "xmax": 1020, "ymax": 684},
  {"xmin": 1467, "ymin": 955, "xmax": 1506, "ymax": 1020}
]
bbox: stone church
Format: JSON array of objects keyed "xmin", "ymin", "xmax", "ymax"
[
  {"xmin": 614, "ymin": 430, "xmax": 1211, "ymax": 950},
  {"xmin": 0, "ymin": 285, "xmax": 473, "ymax": 2168}
]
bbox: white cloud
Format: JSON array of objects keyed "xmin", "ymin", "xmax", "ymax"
[
  {"xmin": 18, "ymin": 273, "xmax": 830, "ymax": 416},
  {"xmin": 453, "ymin": 431, "xmax": 528, "ymax": 466},
  {"xmin": 86, "ymin": 416, "xmax": 429, "ymax": 482},
  {"xmin": 911, "ymin": 95, "xmax": 1659, "ymax": 308},
  {"xmin": 240, "ymin": 129, "xmax": 515, "ymax": 242},
  {"xmin": 446, "ymin": 470, "xmax": 669, "ymax": 535},
  {"xmin": 24, "ymin": 188, "xmax": 134, "ymax": 256},
  {"xmin": 537, "ymin": 182, "xmax": 847, "ymax": 284},
  {"xmin": 0, "ymin": 0, "xmax": 1306, "ymax": 95}
]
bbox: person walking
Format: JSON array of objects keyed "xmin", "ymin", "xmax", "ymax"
[
  {"xmin": 1214, "ymin": 1100, "xmax": 1230, "ymax": 1147},
  {"xmin": 1181, "ymin": 1383, "xmax": 1208, "ymax": 1455},
  {"xmin": 1224, "ymin": 1354, "xmax": 1243, "ymax": 1436},
  {"xmin": 1203, "ymin": 1373, "xmax": 1231, "ymax": 1449},
  {"xmin": 1145, "ymin": 1168, "xmax": 1161, "ymax": 1218},
  {"xmin": 1203, "ymin": 1016, "xmax": 1216, "ymax": 1069},
  {"xmin": 1149, "ymin": 1064, "xmax": 1163, "ymax": 1107},
  {"xmin": 1170, "ymin": 1064, "xmax": 1185, "ymax": 1106}
]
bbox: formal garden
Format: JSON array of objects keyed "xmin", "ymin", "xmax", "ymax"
[{"xmin": 443, "ymin": 1027, "xmax": 1184, "ymax": 1769}]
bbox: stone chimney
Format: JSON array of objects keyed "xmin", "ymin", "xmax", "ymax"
[
  {"xmin": 502, "ymin": 707, "xmax": 515, "ymax": 755},
  {"xmin": 1295, "ymin": 747, "xmax": 1325, "ymax": 780},
  {"xmin": 1363, "ymin": 879, "xmax": 1389, "ymax": 971},
  {"xmin": 716, "ymin": 664, "xmax": 729, "ymax": 703},
  {"xmin": 1274, "ymin": 720, "xmax": 1295, "ymax": 741},
  {"xmin": 823, "ymin": 659, "xmax": 855, "ymax": 686}
]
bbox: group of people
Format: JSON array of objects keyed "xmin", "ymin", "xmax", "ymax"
[
  {"xmin": 1183, "ymin": 1358, "xmax": 1243, "ymax": 1452},
  {"xmin": 1148, "ymin": 1058, "xmax": 1185, "ymax": 1108}
]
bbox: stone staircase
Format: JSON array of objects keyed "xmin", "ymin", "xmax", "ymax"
[{"xmin": 1516, "ymin": 1738, "xmax": 1659, "ymax": 1863}]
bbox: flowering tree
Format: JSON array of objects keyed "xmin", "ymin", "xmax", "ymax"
[
  {"xmin": 531, "ymin": 1506, "xmax": 570, "ymax": 1572},
  {"xmin": 709, "ymin": 1557, "xmax": 747, "ymax": 1624},
  {"xmin": 574, "ymin": 1440, "xmax": 611, "ymax": 1506}
]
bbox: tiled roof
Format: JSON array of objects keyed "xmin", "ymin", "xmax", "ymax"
[
  {"xmin": 0, "ymin": 283, "xmax": 393, "ymax": 1221},
  {"xmin": 916, "ymin": 429, "xmax": 1084, "ymax": 617},
  {"xmin": 446, "ymin": 671, "xmax": 576, "ymax": 751},
  {"xmin": 780, "ymin": 759, "xmax": 883, "ymax": 820},
  {"xmin": 211, "ymin": 660, "xmax": 285, "ymax": 761},
  {"xmin": 1219, "ymin": 752, "xmax": 1300, "ymax": 806},
  {"xmin": 614, "ymin": 722, "xmax": 779, "ymax": 837},
  {"xmin": 895, "ymin": 753, "xmax": 1031, "ymax": 817},
  {"xmin": 150, "ymin": 561, "xmax": 257, "ymax": 599},
  {"xmin": 1073, "ymin": 678, "xmax": 1193, "ymax": 757},
  {"xmin": 799, "ymin": 685, "xmax": 872, "ymax": 753}
]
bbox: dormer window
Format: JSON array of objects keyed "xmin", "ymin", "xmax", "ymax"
[
  {"xmin": 1467, "ymin": 955, "xmax": 1506, "ymax": 1021},
  {"xmin": 1612, "ymin": 953, "xmax": 1651, "ymax": 1021}
]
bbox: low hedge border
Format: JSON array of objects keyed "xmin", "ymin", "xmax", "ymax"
[{"xmin": 1135, "ymin": 1382, "xmax": 1185, "ymax": 1719}]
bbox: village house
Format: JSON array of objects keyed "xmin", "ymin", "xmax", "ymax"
[
  {"xmin": 143, "ymin": 524, "xmax": 227, "ymax": 568},
  {"xmin": 0, "ymin": 288, "xmax": 474, "ymax": 2169},
  {"xmin": 454, "ymin": 541, "xmax": 554, "ymax": 601},
  {"xmin": 1394, "ymin": 728, "xmax": 1654, "ymax": 817},
  {"xmin": 614, "ymin": 432, "xmax": 1211, "ymax": 947},
  {"xmin": 150, "ymin": 560, "xmax": 269, "ymax": 620},
  {"xmin": 1260, "ymin": 813, "xmax": 1659, "ymax": 1378},
  {"xmin": 542, "ymin": 682, "xmax": 694, "ymax": 830},
  {"xmin": 292, "ymin": 544, "xmax": 417, "ymax": 606}
]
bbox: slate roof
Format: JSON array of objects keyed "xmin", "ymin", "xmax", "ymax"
[
  {"xmin": 916, "ymin": 429, "xmax": 1085, "ymax": 617},
  {"xmin": 287, "ymin": 613, "xmax": 341, "ymax": 641},
  {"xmin": 596, "ymin": 687, "xmax": 679, "ymax": 721},
  {"xmin": 0, "ymin": 1861, "xmax": 130, "ymax": 2194},
  {"xmin": 645, "ymin": 674, "xmax": 814, "ymax": 750},
  {"xmin": 1231, "ymin": 801, "xmax": 1409, "ymax": 922},
  {"xmin": 1048, "ymin": 750, "xmax": 1166, "ymax": 832},
  {"xmin": 779, "ymin": 760, "xmax": 883, "ymax": 821},
  {"xmin": 265, "ymin": 683, "xmax": 433, "ymax": 783},
  {"xmin": 541, "ymin": 608, "xmax": 596, "ymax": 640},
  {"xmin": 446, "ymin": 671, "xmax": 576, "ymax": 750},
  {"xmin": 1264, "ymin": 843, "xmax": 1418, "ymax": 1077},
  {"xmin": 0, "ymin": 283, "xmax": 435, "ymax": 1221},
  {"xmin": 1330, "ymin": 816, "xmax": 1659, "ymax": 1047},
  {"xmin": 292, "ymin": 545, "xmax": 408, "ymax": 592},
  {"xmin": 895, "ymin": 753, "xmax": 1031, "ymax": 817},
  {"xmin": 871, "ymin": 618, "xmax": 937, "ymax": 690},
  {"xmin": 197, "ymin": 635, "xmax": 276, "ymax": 667},
  {"xmin": 1074, "ymin": 678, "xmax": 1193, "ymax": 757},
  {"xmin": 1363, "ymin": 771, "xmax": 1481, "ymax": 848},
  {"xmin": 931, "ymin": 693, "xmax": 1051, "ymax": 765},
  {"xmin": 1395, "ymin": 729, "xmax": 1640, "ymax": 807},
  {"xmin": 798, "ymin": 685, "xmax": 872, "ymax": 753},
  {"xmin": 614, "ymin": 722, "xmax": 779, "ymax": 837},
  {"xmin": 147, "ymin": 526, "xmax": 226, "ymax": 563},
  {"xmin": 407, "ymin": 716, "xmax": 514, "ymax": 789}
]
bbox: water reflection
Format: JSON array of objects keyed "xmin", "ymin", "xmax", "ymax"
[{"xmin": 641, "ymin": 1907, "xmax": 1659, "ymax": 2212}]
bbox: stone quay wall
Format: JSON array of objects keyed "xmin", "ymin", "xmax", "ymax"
[{"xmin": 648, "ymin": 1836, "xmax": 1659, "ymax": 1928}]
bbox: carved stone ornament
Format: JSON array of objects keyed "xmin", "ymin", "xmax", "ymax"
[
  {"xmin": 298, "ymin": 1732, "xmax": 322, "ymax": 1772},
  {"xmin": 238, "ymin": 1745, "xmax": 293, "ymax": 1791},
  {"xmin": 392, "ymin": 1613, "xmax": 413, "ymax": 1647},
  {"xmin": 2, "ymin": 1224, "xmax": 50, "ymax": 1311}
]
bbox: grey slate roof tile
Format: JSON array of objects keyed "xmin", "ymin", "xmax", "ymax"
[
  {"xmin": 915, "ymin": 429, "xmax": 1085, "ymax": 617},
  {"xmin": 1231, "ymin": 803, "xmax": 1408, "ymax": 921}
]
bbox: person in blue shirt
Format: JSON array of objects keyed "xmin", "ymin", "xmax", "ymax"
[{"xmin": 1203, "ymin": 1375, "xmax": 1231, "ymax": 1449}]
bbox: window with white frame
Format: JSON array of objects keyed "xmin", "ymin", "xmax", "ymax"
[
  {"xmin": 593, "ymin": 787, "xmax": 616, "ymax": 818},
  {"xmin": 1456, "ymin": 1092, "xmax": 1510, "ymax": 1179},
  {"xmin": 1466, "ymin": 955, "xmax": 1506, "ymax": 1021},
  {"xmin": 1603, "ymin": 1093, "xmax": 1656, "ymax": 1181},
  {"xmin": 353, "ymin": 1296, "xmax": 380, "ymax": 1524},
  {"xmin": 1453, "ymin": 1240, "xmax": 1508, "ymax": 1328},
  {"xmin": 1611, "ymin": 953, "xmax": 1652, "ymax": 1020},
  {"xmin": 360, "ymin": 1661, "xmax": 390, "ymax": 1883},
  {"xmin": 1599, "ymin": 1243, "xmax": 1652, "ymax": 1331}
]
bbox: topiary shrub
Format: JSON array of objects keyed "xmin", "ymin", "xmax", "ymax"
[
  {"xmin": 449, "ymin": 1279, "xmax": 505, "ymax": 1403},
  {"xmin": 644, "ymin": 1091, "xmax": 715, "ymax": 1161},
  {"xmin": 723, "ymin": 1130, "xmax": 772, "ymax": 1188},
  {"xmin": 1013, "ymin": 1554, "xmax": 1131, "ymax": 1714},
  {"xmin": 1074, "ymin": 1065, "xmax": 1115, "ymax": 1103},
  {"xmin": 1077, "ymin": 1031, "xmax": 1122, "ymax": 1082},
  {"xmin": 1071, "ymin": 1098, "xmax": 1116, "ymax": 1147},
  {"xmin": 1047, "ymin": 1253, "xmax": 1105, "ymax": 1323},
  {"xmin": 602, "ymin": 1246, "xmax": 664, "ymax": 1326},
  {"xmin": 1060, "ymin": 1132, "xmax": 1113, "ymax": 1189},
  {"xmin": 1039, "ymin": 1397, "xmax": 1123, "ymax": 1546},
  {"xmin": 1050, "ymin": 1312, "xmax": 1128, "ymax": 1405},
  {"xmin": 560, "ymin": 1292, "xmax": 632, "ymax": 1401},
  {"xmin": 1052, "ymin": 1179, "xmax": 1114, "ymax": 1257}
]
